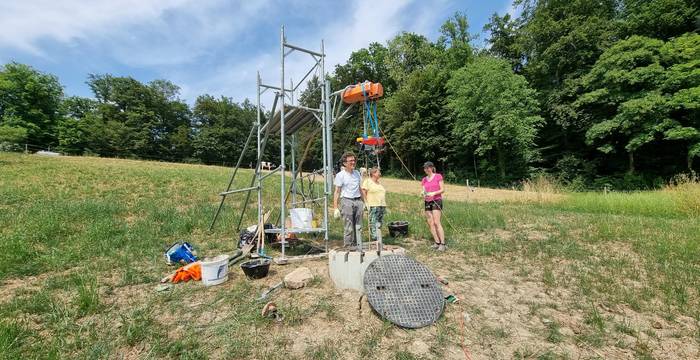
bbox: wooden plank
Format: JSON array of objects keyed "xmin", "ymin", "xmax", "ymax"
[{"xmin": 274, "ymin": 252, "xmax": 327, "ymax": 265}]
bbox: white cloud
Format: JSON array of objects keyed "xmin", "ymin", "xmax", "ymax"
[
  {"xmin": 181, "ymin": 0, "xmax": 451, "ymax": 105},
  {"xmin": 0, "ymin": 0, "xmax": 270, "ymax": 66},
  {"xmin": 1, "ymin": 1, "xmax": 184, "ymax": 54},
  {"xmin": 0, "ymin": 0, "xmax": 453, "ymax": 103},
  {"xmin": 321, "ymin": 0, "xmax": 413, "ymax": 69}
]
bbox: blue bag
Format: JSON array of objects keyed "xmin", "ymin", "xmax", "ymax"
[{"xmin": 165, "ymin": 242, "xmax": 197, "ymax": 265}]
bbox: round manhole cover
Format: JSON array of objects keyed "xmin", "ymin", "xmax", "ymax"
[{"xmin": 363, "ymin": 254, "xmax": 444, "ymax": 328}]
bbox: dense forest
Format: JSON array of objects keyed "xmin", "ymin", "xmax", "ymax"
[{"xmin": 1, "ymin": 0, "xmax": 698, "ymax": 189}]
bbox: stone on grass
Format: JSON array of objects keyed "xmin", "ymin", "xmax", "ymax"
[{"xmin": 284, "ymin": 267, "xmax": 313, "ymax": 289}]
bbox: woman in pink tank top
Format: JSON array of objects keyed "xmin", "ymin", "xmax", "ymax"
[{"xmin": 421, "ymin": 161, "xmax": 446, "ymax": 251}]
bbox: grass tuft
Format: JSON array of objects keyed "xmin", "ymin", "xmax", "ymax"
[
  {"xmin": 305, "ymin": 339, "xmax": 343, "ymax": 360},
  {"xmin": 75, "ymin": 274, "xmax": 102, "ymax": 316},
  {"xmin": 0, "ymin": 320, "xmax": 32, "ymax": 359}
]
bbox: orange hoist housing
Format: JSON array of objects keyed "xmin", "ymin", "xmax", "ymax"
[{"xmin": 342, "ymin": 81, "xmax": 383, "ymax": 104}]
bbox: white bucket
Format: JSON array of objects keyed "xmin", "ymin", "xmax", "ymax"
[
  {"xmin": 290, "ymin": 208, "xmax": 313, "ymax": 228},
  {"xmin": 201, "ymin": 255, "xmax": 230, "ymax": 286}
]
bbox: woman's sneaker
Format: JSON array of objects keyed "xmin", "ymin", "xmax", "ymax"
[
  {"xmin": 431, "ymin": 243, "xmax": 440, "ymax": 249},
  {"xmin": 437, "ymin": 244, "xmax": 446, "ymax": 251}
]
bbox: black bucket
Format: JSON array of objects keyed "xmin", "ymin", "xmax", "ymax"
[
  {"xmin": 388, "ymin": 221, "xmax": 409, "ymax": 237},
  {"xmin": 240, "ymin": 259, "xmax": 271, "ymax": 279}
]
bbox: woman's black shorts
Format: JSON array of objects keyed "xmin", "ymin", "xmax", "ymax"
[{"xmin": 424, "ymin": 199, "xmax": 443, "ymax": 211}]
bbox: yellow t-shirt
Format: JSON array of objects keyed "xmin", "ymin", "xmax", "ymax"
[{"xmin": 362, "ymin": 178, "xmax": 386, "ymax": 207}]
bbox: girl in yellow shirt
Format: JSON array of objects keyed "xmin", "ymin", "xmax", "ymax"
[{"xmin": 361, "ymin": 167, "xmax": 387, "ymax": 241}]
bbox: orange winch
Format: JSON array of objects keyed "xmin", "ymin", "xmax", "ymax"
[{"xmin": 342, "ymin": 81, "xmax": 383, "ymax": 104}]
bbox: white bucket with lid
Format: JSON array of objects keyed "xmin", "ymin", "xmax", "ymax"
[
  {"xmin": 290, "ymin": 208, "xmax": 313, "ymax": 228},
  {"xmin": 201, "ymin": 255, "xmax": 230, "ymax": 286}
]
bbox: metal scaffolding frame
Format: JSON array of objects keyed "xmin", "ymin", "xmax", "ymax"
[{"xmin": 210, "ymin": 26, "xmax": 357, "ymax": 263}]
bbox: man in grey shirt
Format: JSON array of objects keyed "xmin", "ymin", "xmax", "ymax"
[{"xmin": 333, "ymin": 152, "xmax": 364, "ymax": 248}]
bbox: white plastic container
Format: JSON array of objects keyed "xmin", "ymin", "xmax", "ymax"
[
  {"xmin": 290, "ymin": 208, "xmax": 313, "ymax": 228},
  {"xmin": 200, "ymin": 255, "xmax": 230, "ymax": 286}
]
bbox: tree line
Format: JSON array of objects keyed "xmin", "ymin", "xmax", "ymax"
[
  {"xmin": 0, "ymin": 69, "xmax": 275, "ymax": 166},
  {"xmin": 1, "ymin": 0, "xmax": 698, "ymax": 189}
]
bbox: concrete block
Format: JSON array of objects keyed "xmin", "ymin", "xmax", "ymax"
[{"xmin": 328, "ymin": 246, "xmax": 406, "ymax": 293}]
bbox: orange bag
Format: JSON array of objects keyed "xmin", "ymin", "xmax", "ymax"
[{"xmin": 171, "ymin": 261, "xmax": 202, "ymax": 283}]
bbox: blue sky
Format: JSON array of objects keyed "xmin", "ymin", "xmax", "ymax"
[{"xmin": 0, "ymin": 0, "xmax": 518, "ymax": 104}]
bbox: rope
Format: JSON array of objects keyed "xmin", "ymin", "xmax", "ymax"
[
  {"xmin": 458, "ymin": 306, "xmax": 473, "ymax": 360},
  {"xmin": 378, "ymin": 127, "xmax": 464, "ymax": 238},
  {"xmin": 379, "ymin": 127, "xmax": 417, "ymax": 181},
  {"xmin": 355, "ymin": 83, "xmax": 382, "ymax": 168},
  {"xmin": 360, "ymin": 82, "xmax": 380, "ymax": 140},
  {"xmin": 361, "ymin": 82, "xmax": 369, "ymax": 139},
  {"xmin": 452, "ymin": 286, "xmax": 474, "ymax": 360},
  {"xmin": 371, "ymin": 101, "xmax": 380, "ymax": 138}
]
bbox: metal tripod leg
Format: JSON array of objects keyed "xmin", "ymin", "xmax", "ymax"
[
  {"xmin": 376, "ymin": 221, "xmax": 382, "ymax": 256},
  {"xmin": 209, "ymin": 123, "xmax": 256, "ymax": 231},
  {"xmin": 351, "ymin": 204, "xmax": 357, "ymax": 250}
]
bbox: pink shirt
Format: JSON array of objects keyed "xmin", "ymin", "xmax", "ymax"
[{"xmin": 421, "ymin": 173, "xmax": 443, "ymax": 201}]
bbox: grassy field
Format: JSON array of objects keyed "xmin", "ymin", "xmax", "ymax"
[{"xmin": 1, "ymin": 152, "xmax": 699, "ymax": 359}]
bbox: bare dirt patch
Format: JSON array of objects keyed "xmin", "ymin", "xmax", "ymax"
[
  {"xmin": 0, "ymin": 268, "xmax": 78, "ymax": 304},
  {"xmin": 140, "ymin": 241, "xmax": 698, "ymax": 360}
]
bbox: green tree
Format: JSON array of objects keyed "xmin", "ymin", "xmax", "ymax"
[
  {"xmin": 620, "ymin": 0, "xmax": 699, "ymax": 40},
  {"xmin": 385, "ymin": 32, "xmax": 441, "ymax": 86},
  {"xmin": 576, "ymin": 34, "xmax": 700, "ymax": 172},
  {"xmin": 56, "ymin": 96, "xmax": 98, "ymax": 154},
  {"xmin": 147, "ymin": 80, "xmax": 192, "ymax": 160},
  {"xmin": 447, "ymin": 56, "xmax": 544, "ymax": 181},
  {"xmin": 87, "ymin": 74, "xmax": 158, "ymax": 157},
  {"xmin": 498, "ymin": 0, "xmax": 699, "ymax": 183},
  {"xmin": 0, "ymin": 125, "xmax": 28, "ymax": 151},
  {"xmin": 86, "ymin": 74, "xmax": 191, "ymax": 159},
  {"xmin": 191, "ymin": 95, "xmax": 257, "ymax": 165},
  {"xmin": 483, "ymin": 13, "xmax": 525, "ymax": 73},
  {"xmin": 0, "ymin": 62, "xmax": 63, "ymax": 147},
  {"xmin": 517, "ymin": 0, "xmax": 618, "ymax": 88},
  {"xmin": 437, "ymin": 11, "xmax": 474, "ymax": 70},
  {"xmin": 334, "ymin": 42, "xmax": 394, "ymax": 94},
  {"xmin": 518, "ymin": 0, "xmax": 618, "ymax": 132},
  {"xmin": 383, "ymin": 64, "xmax": 455, "ymax": 173},
  {"xmin": 500, "ymin": 1, "xmax": 620, "ymax": 178},
  {"xmin": 381, "ymin": 32, "xmax": 447, "ymax": 175}
]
